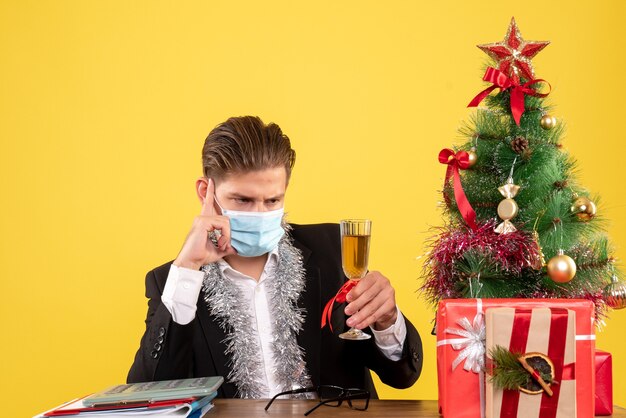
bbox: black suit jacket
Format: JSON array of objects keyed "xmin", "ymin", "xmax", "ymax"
[{"xmin": 127, "ymin": 223, "xmax": 423, "ymax": 397}]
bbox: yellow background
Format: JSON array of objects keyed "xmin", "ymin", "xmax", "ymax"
[{"xmin": 1, "ymin": 1, "xmax": 625, "ymax": 416}]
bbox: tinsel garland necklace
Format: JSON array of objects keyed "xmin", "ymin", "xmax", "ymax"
[{"xmin": 201, "ymin": 234, "xmax": 312, "ymax": 398}]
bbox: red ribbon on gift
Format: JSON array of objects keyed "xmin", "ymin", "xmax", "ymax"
[
  {"xmin": 321, "ymin": 279, "xmax": 358, "ymax": 332},
  {"xmin": 439, "ymin": 148, "xmax": 477, "ymax": 231},
  {"xmin": 468, "ymin": 67, "xmax": 551, "ymax": 126},
  {"xmin": 500, "ymin": 308, "xmax": 575, "ymax": 418}
]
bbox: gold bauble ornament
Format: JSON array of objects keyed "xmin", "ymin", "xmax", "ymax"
[
  {"xmin": 467, "ymin": 147, "xmax": 478, "ymax": 168},
  {"xmin": 547, "ymin": 250, "xmax": 577, "ymax": 283},
  {"xmin": 540, "ymin": 114, "xmax": 557, "ymax": 130},
  {"xmin": 571, "ymin": 196, "xmax": 597, "ymax": 222},
  {"xmin": 604, "ymin": 275, "xmax": 626, "ymax": 310}
]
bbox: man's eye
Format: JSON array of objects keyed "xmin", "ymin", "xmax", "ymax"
[
  {"xmin": 267, "ymin": 199, "xmax": 280, "ymax": 205},
  {"xmin": 236, "ymin": 198, "xmax": 251, "ymax": 204}
]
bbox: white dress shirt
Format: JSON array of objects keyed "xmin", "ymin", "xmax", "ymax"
[{"xmin": 161, "ymin": 249, "xmax": 407, "ymax": 398}]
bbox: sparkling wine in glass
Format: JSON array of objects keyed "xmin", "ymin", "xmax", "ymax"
[{"xmin": 339, "ymin": 219, "xmax": 372, "ymax": 340}]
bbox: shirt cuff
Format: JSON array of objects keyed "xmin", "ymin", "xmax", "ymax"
[
  {"xmin": 161, "ymin": 264, "xmax": 205, "ymax": 325},
  {"xmin": 369, "ymin": 307, "xmax": 407, "ymax": 361}
]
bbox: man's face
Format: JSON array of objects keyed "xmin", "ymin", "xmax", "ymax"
[{"xmin": 213, "ymin": 166, "xmax": 288, "ymax": 213}]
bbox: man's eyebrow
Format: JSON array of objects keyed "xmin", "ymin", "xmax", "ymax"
[
  {"xmin": 227, "ymin": 192, "xmax": 253, "ymax": 199},
  {"xmin": 227, "ymin": 192, "xmax": 285, "ymax": 200}
]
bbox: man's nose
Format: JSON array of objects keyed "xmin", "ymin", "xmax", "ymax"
[{"xmin": 253, "ymin": 201, "xmax": 266, "ymax": 212}]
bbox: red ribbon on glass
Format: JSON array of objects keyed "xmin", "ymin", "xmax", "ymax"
[
  {"xmin": 321, "ymin": 280, "xmax": 357, "ymax": 331},
  {"xmin": 439, "ymin": 148, "xmax": 477, "ymax": 231},
  {"xmin": 468, "ymin": 67, "xmax": 551, "ymax": 126},
  {"xmin": 500, "ymin": 308, "xmax": 575, "ymax": 418}
]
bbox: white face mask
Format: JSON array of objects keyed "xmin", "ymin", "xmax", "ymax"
[{"xmin": 215, "ymin": 199, "xmax": 285, "ymax": 257}]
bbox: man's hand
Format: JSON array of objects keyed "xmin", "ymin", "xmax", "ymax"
[
  {"xmin": 344, "ymin": 271, "xmax": 398, "ymax": 331},
  {"xmin": 173, "ymin": 179, "xmax": 237, "ymax": 270}
]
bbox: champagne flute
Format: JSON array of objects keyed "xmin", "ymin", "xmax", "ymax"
[{"xmin": 338, "ymin": 219, "xmax": 372, "ymax": 340}]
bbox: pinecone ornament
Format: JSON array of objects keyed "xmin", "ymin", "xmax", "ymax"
[
  {"xmin": 511, "ymin": 136, "xmax": 531, "ymax": 160},
  {"xmin": 511, "ymin": 136, "xmax": 528, "ymax": 153}
]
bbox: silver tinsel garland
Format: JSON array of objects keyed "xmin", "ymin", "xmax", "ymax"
[{"xmin": 201, "ymin": 233, "xmax": 311, "ymax": 398}]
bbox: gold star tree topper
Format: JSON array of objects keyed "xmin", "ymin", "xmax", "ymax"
[{"xmin": 478, "ymin": 17, "xmax": 550, "ymax": 81}]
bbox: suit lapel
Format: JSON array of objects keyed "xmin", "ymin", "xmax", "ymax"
[
  {"xmin": 292, "ymin": 239, "xmax": 322, "ymax": 387},
  {"xmin": 195, "ymin": 297, "xmax": 237, "ymax": 397}
]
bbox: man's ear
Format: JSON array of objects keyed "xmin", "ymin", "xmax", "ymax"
[{"xmin": 195, "ymin": 177, "xmax": 208, "ymax": 204}]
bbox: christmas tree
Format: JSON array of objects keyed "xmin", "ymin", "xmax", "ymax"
[{"xmin": 421, "ymin": 18, "xmax": 626, "ymax": 321}]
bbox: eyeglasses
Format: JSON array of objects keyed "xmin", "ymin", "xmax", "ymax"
[{"xmin": 264, "ymin": 385, "xmax": 370, "ymax": 416}]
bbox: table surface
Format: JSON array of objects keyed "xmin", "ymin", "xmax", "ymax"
[{"xmin": 207, "ymin": 399, "xmax": 626, "ymax": 417}]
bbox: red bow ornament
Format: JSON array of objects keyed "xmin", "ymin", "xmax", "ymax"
[
  {"xmin": 321, "ymin": 280, "xmax": 358, "ymax": 332},
  {"xmin": 468, "ymin": 67, "xmax": 550, "ymax": 126},
  {"xmin": 439, "ymin": 148, "xmax": 477, "ymax": 231}
]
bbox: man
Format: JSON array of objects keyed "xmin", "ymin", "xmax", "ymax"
[{"xmin": 127, "ymin": 116, "xmax": 423, "ymax": 398}]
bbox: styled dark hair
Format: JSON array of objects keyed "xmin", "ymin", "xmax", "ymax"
[{"xmin": 202, "ymin": 116, "xmax": 296, "ymax": 181}]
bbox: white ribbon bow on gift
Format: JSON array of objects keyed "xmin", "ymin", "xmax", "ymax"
[
  {"xmin": 437, "ymin": 298, "xmax": 487, "ymax": 374},
  {"xmin": 445, "ymin": 313, "xmax": 486, "ymax": 373}
]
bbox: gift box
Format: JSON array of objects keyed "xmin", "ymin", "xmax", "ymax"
[
  {"xmin": 436, "ymin": 299, "xmax": 595, "ymax": 418},
  {"xmin": 485, "ymin": 307, "xmax": 577, "ymax": 418},
  {"xmin": 595, "ymin": 350, "xmax": 613, "ymax": 415}
]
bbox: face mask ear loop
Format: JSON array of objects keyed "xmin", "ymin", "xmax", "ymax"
[{"xmin": 210, "ymin": 178, "xmax": 227, "ymax": 216}]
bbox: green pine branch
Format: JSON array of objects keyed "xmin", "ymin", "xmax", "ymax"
[{"xmin": 489, "ymin": 346, "xmax": 552, "ymax": 391}]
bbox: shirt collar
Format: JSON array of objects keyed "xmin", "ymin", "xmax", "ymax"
[{"xmin": 216, "ymin": 246, "xmax": 280, "ymax": 281}]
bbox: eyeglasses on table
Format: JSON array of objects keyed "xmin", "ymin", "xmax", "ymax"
[{"xmin": 264, "ymin": 385, "xmax": 370, "ymax": 416}]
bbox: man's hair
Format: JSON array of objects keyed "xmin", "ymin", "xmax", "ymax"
[{"xmin": 202, "ymin": 116, "xmax": 296, "ymax": 181}]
